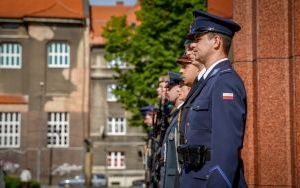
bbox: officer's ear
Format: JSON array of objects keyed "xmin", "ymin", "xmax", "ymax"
[
  {"xmin": 206, "ymin": 32, "xmax": 221, "ymax": 51},
  {"xmin": 211, "ymin": 34, "xmax": 223, "ymax": 51}
]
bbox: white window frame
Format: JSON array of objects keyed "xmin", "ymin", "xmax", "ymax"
[
  {"xmin": 0, "ymin": 43, "xmax": 22, "ymax": 69},
  {"xmin": 47, "ymin": 112, "xmax": 69, "ymax": 148},
  {"xmin": 47, "ymin": 42, "xmax": 70, "ymax": 68},
  {"xmin": 106, "ymin": 117, "xmax": 126, "ymax": 135},
  {"xmin": 106, "ymin": 151, "xmax": 126, "ymax": 169},
  {"xmin": 0, "ymin": 112, "xmax": 21, "ymax": 148},
  {"xmin": 107, "ymin": 84, "xmax": 117, "ymax": 102},
  {"xmin": 107, "ymin": 58, "xmax": 126, "ymax": 69}
]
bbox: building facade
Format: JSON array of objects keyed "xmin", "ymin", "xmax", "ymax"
[
  {"xmin": 90, "ymin": 2, "xmax": 146, "ymax": 187},
  {"xmin": 0, "ymin": 0, "xmax": 90, "ymax": 184}
]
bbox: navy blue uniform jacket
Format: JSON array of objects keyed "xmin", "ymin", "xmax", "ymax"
[{"xmin": 180, "ymin": 60, "xmax": 247, "ymax": 188}]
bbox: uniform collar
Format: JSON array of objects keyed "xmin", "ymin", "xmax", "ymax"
[
  {"xmin": 203, "ymin": 58, "xmax": 228, "ymax": 79},
  {"xmin": 197, "ymin": 67, "xmax": 207, "ymax": 81}
]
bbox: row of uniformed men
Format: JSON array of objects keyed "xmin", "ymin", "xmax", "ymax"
[{"xmin": 141, "ymin": 10, "xmax": 247, "ymax": 188}]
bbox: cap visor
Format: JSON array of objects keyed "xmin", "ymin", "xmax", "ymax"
[
  {"xmin": 177, "ymin": 59, "xmax": 192, "ymax": 65},
  {"xmin": 185, "ymin": 33, "xmax": 196, "ymax": 40}
]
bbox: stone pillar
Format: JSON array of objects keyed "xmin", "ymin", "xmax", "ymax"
[
  {"xmin": 233, "ymin": 0, "xmax": 298, "ymax": 187},
  {"xmin": 294, "ymin": 0, "xmax": 300, "ymax": 185}
]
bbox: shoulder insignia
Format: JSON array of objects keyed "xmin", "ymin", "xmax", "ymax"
[
  {"xmin": 211, "ymin": 68, "xmax": 221, "ymax": 77},
  {"xmin": 220, "ymin": 68, "xmax": 232, "ymax": 74}
]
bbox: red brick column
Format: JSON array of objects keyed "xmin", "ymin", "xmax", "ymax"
[
  {"xmin": 294, "ymin": 0, "xmax": 300, "ymax": 186},
  {"xmin": 233, "ymin": 0, "xmax": 298, "ymax": 187}
]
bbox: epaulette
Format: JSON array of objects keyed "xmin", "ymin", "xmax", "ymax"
[{"xmin": 220, "ymin": 68, "xmax": 232, "ymax": 75}]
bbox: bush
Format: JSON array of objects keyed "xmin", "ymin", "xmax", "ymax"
[
  {"xmin": 4, "ymin": 176, "xmax": 40, "ymax": 188},
  {"xmin": 4, "ymin": 176, "xmax": 21, "ymax": 188},
  {"xmin": 29, "ymin": 181, "xmax": 40, "ymax": 188}
]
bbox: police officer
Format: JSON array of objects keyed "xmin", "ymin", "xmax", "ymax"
[
  {"xmin": 140, "ymin": 105, "xmax": 158, "ymax": 188},
  {"xmin": 177, "ymin": 41, "xmax": 206, "ymax": 112},
  {"xmin": 176, "ymin": 48, "xmax": 206, "ymax": 152},
  {"xmin": 159, "ymin": 72, "xmax": 184, "ymax": 188},
  {"xmin": 154, "ymin": 75, "xmax": 171, "ymax": 187},
  {"xmin": 157, "ymin": 75, "xmax": 169, "ymax": 100},
  {"xmin": 142, "ymin": 74, "xmax": 171, "ymax": 188},
  {"xmin": 178, "ymin": 44, "xmax": 206, "ymax": 89},
  {"xmin": 141, "ymin": 105, "xmax": 157, "ymax": 127},
  {"xmin": 178, "ymin": 10, "xmax": 247, "ymax": 188}
]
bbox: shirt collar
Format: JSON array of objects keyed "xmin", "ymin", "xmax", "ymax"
[
  {"xmin": 197, "ymin": 67, "xmax": 207, "ymax": 81},
  {"xmin": 203, "ymin": 58, "xmax": 228, "ymax": 79},
  {"xmin": 177, "ymin": 102, "xmax": 184, "ymax": 109}
]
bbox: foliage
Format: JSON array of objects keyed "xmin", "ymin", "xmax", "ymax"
[
  {"xmin": 4, "ymin": 176, "xmax": 21, "ymax": 188},
  {"xmin": 29, "ymin": 181, "xmax": 40, "ymax": 188},
  {"xmin": 4, "ymin": 176, "xmax": 40, "ymax": 188},
  {"xmin": 102, "ymin": 0, "xmax": 207, "ymax": 126}
]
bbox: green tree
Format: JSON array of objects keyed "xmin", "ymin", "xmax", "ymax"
[{"xmin": 102, "ymin": 0, "xmax": 207, "ymax": 126}]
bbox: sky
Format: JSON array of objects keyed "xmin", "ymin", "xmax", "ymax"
[{"xmin": 89, "ymin": 0, "xmax": 137, "ymax": 5}]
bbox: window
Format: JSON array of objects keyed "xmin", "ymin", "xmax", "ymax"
[
  {"xmin": 107, "ymin": 117, "xmax": 126, "ymax": 135},
  {"xmin": 47, "ymin": 42, "xmax": 70, "ymax": 68},
  {"xmin": 0, "ymin": 112, "xmax": 21, "ymax": 148},
  {"xmin": 47, "ymin": 112, "xmax": 69, "ymax": 148},
  {"xmin": 1, "ymin": 23, "xmax": 20, "ymax": 29},
  {"xmin": 107, "ymin": 58, "xmax": 126, "ymax": 68},
  {"xmin": 107, "ymin": 84, "xmax": 117, "ymax": 102},
  {"xmin": 0, "ymin": 43, "xmax": 22, "ymax": 69},
  {"xmin": 107, "ymin": 151, "xmax": 125, "ymax": 169}
]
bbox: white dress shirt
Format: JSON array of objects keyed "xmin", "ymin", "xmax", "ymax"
[
  {"xmin": 177, "ymin": 102, "xmax": 184, "ymax": 109},
  {"xmin": 197, "ymin": 67, "xmax": 207, "ymax": 81}
]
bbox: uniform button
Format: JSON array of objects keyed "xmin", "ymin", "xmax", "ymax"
[
  {"xmin": 187, "ymin": 122, "xmax": 190, "ymax": 127},
  {"xmin": 206, "ymin": 175, "xmax": 210, "ymax": 179}
]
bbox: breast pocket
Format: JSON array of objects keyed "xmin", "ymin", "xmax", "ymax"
[
  {"xmin": 192, "ymin": 99, "xmax": 209, "ymax": 111},
  {"xmin": 189, "ymin": 99, "xmax": 211, "ymax": 130}
]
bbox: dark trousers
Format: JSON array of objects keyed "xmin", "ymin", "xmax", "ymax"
[{"xmin": 21, "ymin": 182, "xmax": 29, "ymax": 188}]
